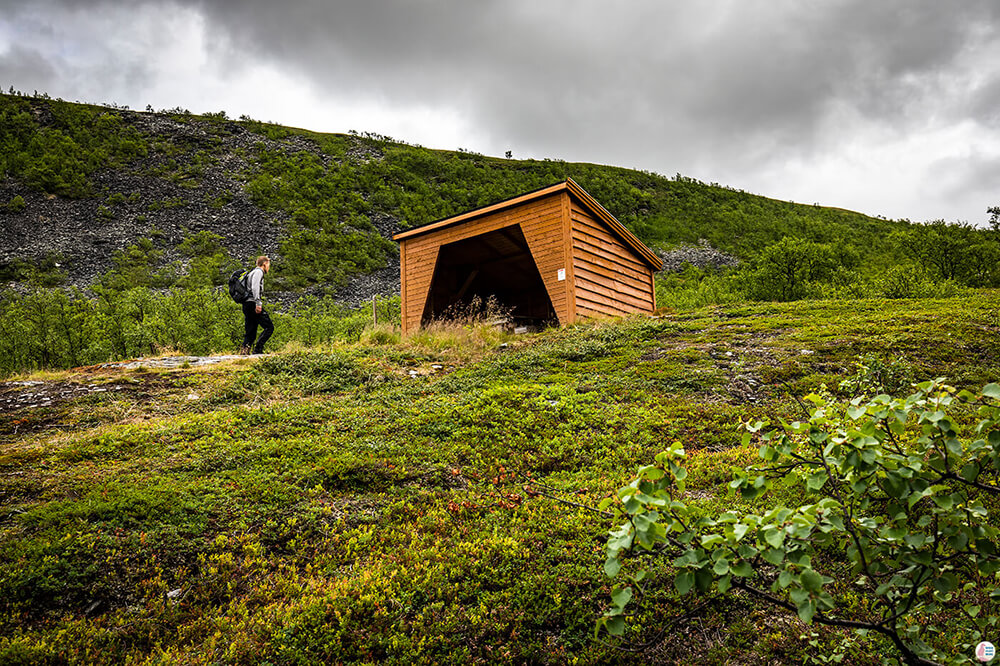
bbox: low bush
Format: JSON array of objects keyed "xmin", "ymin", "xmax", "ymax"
[{"xmin": 601, "ymin": 380, "xmax": 1000, "ymax": 664}]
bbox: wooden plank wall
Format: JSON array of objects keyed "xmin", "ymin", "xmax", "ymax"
[
  {"xmin": 400, "ymin": 193, "xmax": 570, "ymax": 333},
  {"xmin": 569, "ymin": 201, "xmax": 656, "ymax": 320}
]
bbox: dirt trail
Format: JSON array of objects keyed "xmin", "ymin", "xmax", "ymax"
[
  {"xmin": 0, "ymin": 355, "xmax": 259, "ymax": 437},
  {"xmin": 93, "ymin": 354, "xmax": 251, "ymax": 370}
]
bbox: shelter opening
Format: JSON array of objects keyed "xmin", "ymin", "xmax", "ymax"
[{"xmin": 421, "ymin": 224, "xmax": 556, "ymax": 327}]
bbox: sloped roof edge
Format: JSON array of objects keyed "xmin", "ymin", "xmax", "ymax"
[
  {"xmin": 392, "ymin": 181, "xmax": 566, "ymax": 241},
  {"xmin": 393, "ymin": 179, "xmax": 663, "ymax": 270},
  {"xmin": 563, "ymin": 179, "xmax": 663, "ymax": 270}
]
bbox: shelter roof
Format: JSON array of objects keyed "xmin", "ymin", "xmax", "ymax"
[{"xmin": 392, "ymin": 179, "xmax": 663, "ymax": 270}]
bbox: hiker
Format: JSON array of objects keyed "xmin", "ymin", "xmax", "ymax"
[{"xmin": 240, "ymin": 255, "xmax": 274, "ymax": 355}]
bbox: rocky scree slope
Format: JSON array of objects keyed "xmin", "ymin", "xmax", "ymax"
[{"xmin": 0, "ymin": 108, "xmax": 402, "ymax": 305}]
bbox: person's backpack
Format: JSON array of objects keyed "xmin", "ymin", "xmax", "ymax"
[{"xmin": 228, "ymin": 268, "xmax": 252, "ymax": 304}]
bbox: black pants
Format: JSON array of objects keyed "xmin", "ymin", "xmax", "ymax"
[{"xmin": 242, "ymin": 302, "xmax": 274, "ymax": 353}]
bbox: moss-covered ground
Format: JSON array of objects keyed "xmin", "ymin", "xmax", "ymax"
[{"xmin": 2, "ymin": 294, "xmax": 999, "ymax": 664}]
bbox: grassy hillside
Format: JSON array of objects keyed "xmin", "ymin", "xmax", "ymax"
[
  {"xmin": 6, "ymin": 92, "xmax": 1000, "ymax": 377},
  {"xmin": 3, "ymin": 294, "xmax": 999, "ymax": 664},
  {"xmin": 0, "ymin": 91, "xmax": 945, "ymax": 293}
]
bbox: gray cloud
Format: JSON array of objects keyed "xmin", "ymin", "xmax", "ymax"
[
  {"xmin": 176, "ymin": 1, "xmax": 999, "ymax": 162},
  {"xmin": 2, "ymin": 0, "xmax": 1000, "ymax": 222},
  {"xmin": 969, "ymin": 75, "xmax": 1000, "ymax": 129},
  {"xmin": 0, "ymin": 44, "xmax": 59, "ymax": 94}
]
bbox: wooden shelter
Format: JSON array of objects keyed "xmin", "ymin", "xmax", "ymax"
[{"xmin": 393, "ymin": 179, "xmax": 663, "ymax": 333}]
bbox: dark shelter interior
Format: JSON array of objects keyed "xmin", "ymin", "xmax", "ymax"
[{"xmin": 421, "ymin": 224, "xmax": 557, "ymax": 327}]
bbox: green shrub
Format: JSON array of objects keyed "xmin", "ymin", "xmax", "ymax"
[
  {"xmin": 0, "ymin": 95, "xmax": 148, "ymax": 198},
  {"xmin": 5, "ymin": 195, "xmax": 25, "ymax": 212},
  {"xmin": 655, "ymin": 266, "xmax": 745, "ymax": 310},
  {"xmin": 744, "ymin": 237, "xmax": 840, "ymax": 302},
  {"xmin": 839, "ymin": 353, "xmax": 915, "ymax": 398},
  {"xmin": 600, "ymin": 380, "xmax": 1000, "ymax": 664}
]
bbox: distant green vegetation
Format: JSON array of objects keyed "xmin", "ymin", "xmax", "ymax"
[
  {"xmin": 0, "ymin": 233, "xmax": 400, "ymax": 376},
  {"xmin": 4, "ymin": 92, "xmax": 1000, "ymax": 373},
  {"xmin": 244, "ymin": 138, "xmax": 395, "ymax": 289},
  {"xmin": 0, "ymin": 93, "xmax": 148, "ymax": 197},
  {"xmin": 235, "ymin": 124, "xmax": 1000, "ymax": 298},
  {"xmin": 3, "ymin": 92, "xmax": 999, "ymax": 298},
  {"xmin": 0, "ymin": 284, "xmax": 400, "ymax": 375}
]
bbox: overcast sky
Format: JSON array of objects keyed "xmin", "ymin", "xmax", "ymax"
[{"xmin": 2, "ymin": 0, "xmax": 999, "ymax": 225}]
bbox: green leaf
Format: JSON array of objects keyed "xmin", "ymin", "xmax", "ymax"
[
  {"xmin": 637, "ymin": 464, "xmax": 664, "ymax": 480},
  {"xmin": 695, "ymin": 567, "xmax": 714, "ymax": 592},
  {"xmin": 800, "ymin": 568, "xmax": 825, "ymax": 592},
  {"xmin": 884, "ymin": 526, "xmax": 907, "ymax": 540},
  {"xmin": 713, "ymin": 558, "xmax": 730, "ymax": 576},
  {"xmin": 883, "ymin": 474, "xmax": 907, "ymax": 499},
  {"xmin": 961, "ymin": 462, "xmax": 980, "ymax": 483},
  {"xmin": 731, "ymin": 560, "xmax": 754, "ymax": 577},
  {"xmin": 763, "ymin": 527, "xmax": 784, "ymax": 549},
  {"xmin": 932, "ymin": 573, "xmax": 957, "ymax": 595},
  {"xmin": 622, "ymin": 495, "xmax": 643, "ymax": 514},
  {"xmin": 789, "ymin": 587, "xmax": 810, "ymax": 605},
  {"xmin": 931, "ymin": 494, "xmax": 955, "ymax": 510},
  {"xmin": 907, "ymin": 490, "xmax": 927, "ymax": 509},
  {"xmin": 674, "ymin": 570, "xmax": 694, "ymax": 595},
  {"xmin": 700, "ymin": 534, "xmax": 725, "ymax": 548},
  {"xmin": 606, "ymin": 615, "xmax": 625, "ymax": 636},
  {"xmin": 925, "ymin": 410, "xmax": 946, "ymax": 423},
  {"xmin": 672, "ymin": 550, "xmax": 698, "ymax": 568},
  {"xmin": 947, "ymin": 531, "xmax": 969, "ymax": 551},
  {"xmin": 778, "ymin": 570, "xmax": 794, "ymax": 588},
  {"xmin": 797, "ymin": 599, "xmax": 817, "ymax": 623},
  {"xmin": 604, "ymin": 557, "xmax": 620, "ymax": 578},
  {"xmin": 611, "ymin": 586, "xmax": 633, "ymax": 610},
  {"xmin": 806, "ymin": 471, "xmax": 829, "ymax": 491},
  {"xmin": 983, "ymin": 383, "xmax": 1000, "ymax": 400},
  {"xmin": 762, "ymin": 548, "xmax": 784, "ymax": 565}
]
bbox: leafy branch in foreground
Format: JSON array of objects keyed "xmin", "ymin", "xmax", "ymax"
[{"xmin": 599, "ymin": 380, "xmax": 1000, "ymax": 665}]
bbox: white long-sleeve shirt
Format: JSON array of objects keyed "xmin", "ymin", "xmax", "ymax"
[{"xmin": 247, "ymin": 267, "xmax": 265, "ymax": 307}]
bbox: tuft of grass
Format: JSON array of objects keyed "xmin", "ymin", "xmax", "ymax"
[
  {"xmin": 359, "ymin": 323, "xmax": 400, "ymax": 346},
  {"xmin": 404, "ymin": 319, "xmax": 514, "ymax": 359}
]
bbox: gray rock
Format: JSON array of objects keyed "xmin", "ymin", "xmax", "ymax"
[{"xmin": 657, "ymin": 239, "xmax": 738, "ymax": 273}]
